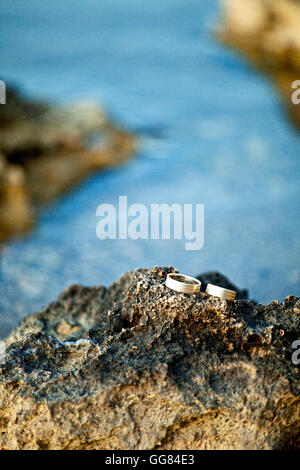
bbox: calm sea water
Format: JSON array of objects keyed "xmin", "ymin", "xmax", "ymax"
[{"xmin": 0, "ymin": 0, "xmax": 299, "ymax": 337}]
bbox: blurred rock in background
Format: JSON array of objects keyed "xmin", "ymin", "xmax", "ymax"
[
  {"xmin": 0, "ymin": 152, "xmax": 33, "ymax": 241},
  {"xmin": 218, "ymin": 0, "xmax": 300, "ymax": 129},
  {"xmin": 0, "ymin": 86, "xmax": 135, "ymax": 242}
]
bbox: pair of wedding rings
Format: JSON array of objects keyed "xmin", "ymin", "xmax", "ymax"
[{"xmin": 165, "ymin": 273, "xmax": 236, "ymax": 301}]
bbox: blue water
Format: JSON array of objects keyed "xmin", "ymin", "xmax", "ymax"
[{"xmin": 0, "ymin": 0, "xmax": 299, "ymax": 337}]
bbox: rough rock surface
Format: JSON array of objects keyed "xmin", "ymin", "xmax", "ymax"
[
  {"xmin": 0, "ymin": 266, "xmax": 299, "ymax": 450},
  {"xmin": 218, "ymin": 0, "xmax": 300, "ymax": 129},
  {"xmin": 0, "ymin": 86, "xmax": 135, "ymax": 241}
]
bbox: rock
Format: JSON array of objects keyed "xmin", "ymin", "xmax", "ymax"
[
  {"xmin": 0, "ymin": 266, "xmax": 299, "ymax": 450},
  {"xmin": 218, "ymin": 0, "xmax": 300, "ymax": 130},
  {"xmin": 0, "ymin": 153, "xmax": 33, "ymax": 242},
  {"xmin": 0, "ymin": 86, "xmax": 135, "ymax": 240}
]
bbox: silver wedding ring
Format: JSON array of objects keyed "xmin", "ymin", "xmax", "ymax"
[
  {"xmin": 205, "ymin": 283, "xmax": 236, "ymax": 301},
  {"xmin": 165, "ymin": 273, "xmax": 201, "ymax": 295}
]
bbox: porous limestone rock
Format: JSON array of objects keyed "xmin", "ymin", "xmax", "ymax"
[{"xmin": 0, "ymin": 266, "xmax": 299, "ymax": 450}]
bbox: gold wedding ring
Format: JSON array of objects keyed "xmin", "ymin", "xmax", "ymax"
[
  {"xmin": 165, "ymin": 273, "xmax": 201, "ymax": 295},
  {"xmin": 205, "ymin": 283, "xmax": 236, "ymax": 301}
]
